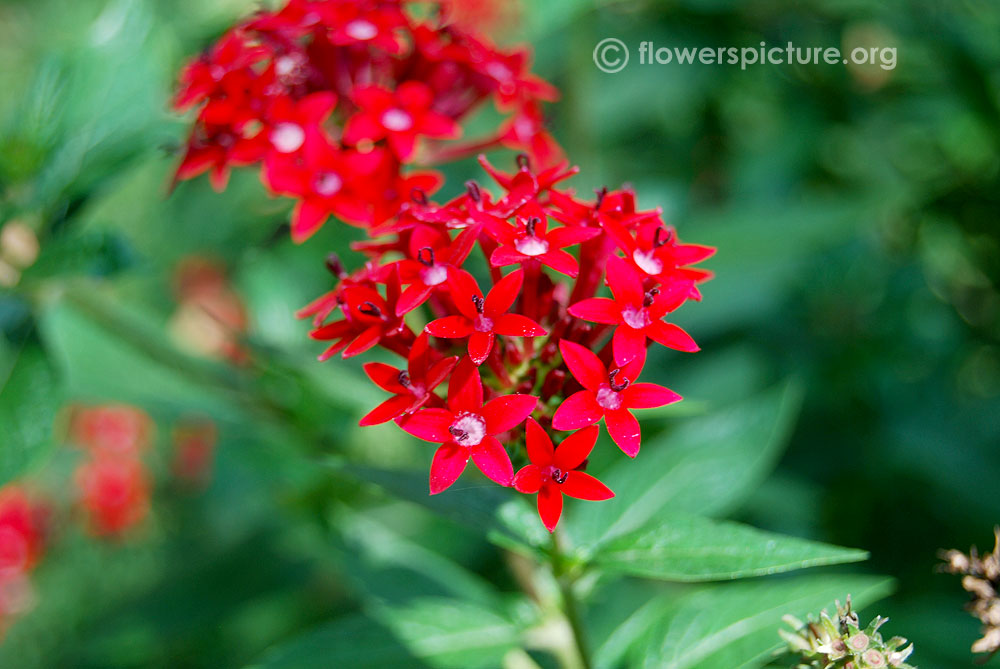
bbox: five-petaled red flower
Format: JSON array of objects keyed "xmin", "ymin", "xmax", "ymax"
[
  {"xmin": 396, "ymin": 359, "xmax": 537, "ymax": 493},
  {"xmin": 425, "ymin": 268, "xmax": 546, "ymax": 365},
  {"xmin": 552, "ymin": 340, "xmax": 682, "ymax": 457},
  {"xmin": 513, "ymin": 419, "xmax": 614, "ymax": 531},
  {"xmin": 344, "ymin": 82, "xmax": 461, "ymax": 160},
  {"xmin": 569, "ymin": 255, "xmax": 699, "ymax": 366},
  {"xmin": 488, "ymin": 213, "xmax": 600, "ymax": 279},
  {"xmin": 360, "ymin": 334, "xmax": 458, "ymax": 426}
]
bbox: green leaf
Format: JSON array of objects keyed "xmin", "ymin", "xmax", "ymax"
[
  {"xmin": 636, "ymin": 574, "xmax": 895, "ymax": 669},
  {"xmin": 592, "ymin": 513, "xmax": 868, "ymax": 582},
  {"xmin": 0, "ymin": 343, "xmax": 62, "ymax": 485},
  {"xmin": 251, "ymin": 598, "xmax": 521, "ymax": 669},
  {"xmin": 567, "ymin": 381, "xmax": 802, "ymax": 549}
]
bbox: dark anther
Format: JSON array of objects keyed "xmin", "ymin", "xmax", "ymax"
[
  {"xmin": 653, "ymin": 227, "xmax": 674, "ymax": 248},
  {"xmin": 465, "ymin": 180, "xmax": 481, "ymax": 202},
  {"xmin": 410, "ymin": 188, "xmax": 428, "ymax": 205},
  {"xmin": 594, "ymin": 186, "xmax": 608, "ymax": 209},
  {"xmin": 325, "ymin": 253, "xmax": 346, "ymax": 278},
  {"xmin": 397, "ymin": 370, "xmax": 411, "ymax": 388},
  {"xmin": 516, "ymin": 153, "xmax": 531, "ymax": 170},
  {"xmin": 358, "ymin": 301, "xmax": 382, "ymax": 317},
  {"xmin": 609, "ymin": 369, "xmax": 631, "ymax": 392},
  {"xmin": 449, "ymin": 426, "xmax": 468, "ymax": 442},
  {"xmin": 552, "ymin": 468, "xmax": 569, "ymax": 484},
  {"xmin": 417, "ymin": 247, "xmax": 435, "ymax": 267},
  {"xmin": 643, "ymin": 288, "xmax": 660, "ymax": 307},
  {"xmin": 525, "ymin": 216, "xmax": 540, "ymax": 237},
  {"xmin": 471, "ymin": 295, "xmax": 485, "ymax": 314}
]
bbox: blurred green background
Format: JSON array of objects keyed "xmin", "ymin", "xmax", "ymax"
[{"xmin": 0, "ymin": 0, "xmax": 998, "ymax": 667}]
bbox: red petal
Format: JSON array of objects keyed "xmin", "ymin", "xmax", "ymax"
[
  {"xmin": 548, "ymin": 226, "xmax": 602, "ymax": 248},
  {"xmin": 396, "ymin": 408, "xmax": 454, "ymax": 442},
  {"xmin": 425, "ymin": 357, "xmax": 458, "ymax": 391},
  {"xmin": 467, "ymin": 331, "xmax": 495, "ymax": 365},
  {"xmin": 558, "ymin": 340, "xmax": 608, "ymax": 391},
  {"xmin": 525, "ymin": 418, "xmax": 554, "ymax": 466},
  {"xmin": 343, "ymin": 326, "xmax": 382, "ymax": 358},
  {"xmin": 647, "ymin": 279, "xmax": 694, "ymax": 318},
  {"xmin": 513, "ymin": 465, "xmax": 543, "ymax": 494},
  {"xmin": 291, "ymin": 200, "xmax": 330, "ymax": 243},
  {"xmin": 484, "ymin": 268, "xmax": 523, "ymax": 316},
  {"xmin": 447, "ymin": 357, "xmax": 483, "ymax": 413},
  {"xmin": 363, "ymin": 362, "xmax": 406, "ymax": 393},
  {"xmin": 673, "ymin": 243, "xmax": 716, "ymax": 265},
  {"xmin": 568, "ymin": 298, "xmax": 620, "ymax": 325},
  {"xmin": 621, "ymin": 383, "xmax": 682, "ymax": 409},
  {"xmin": 492, "ymin": 314, "xmax": 546, "ymax": 337},
  {"xmin": 490, "ymin": 246, "xmax": 528, "ymax": 268},
  {"xmin": 612, "ymin": 326, "xmax": 648, "ymax": 367},
  {"xmin": 551, "ymin": 391, "xmax": 604, "ymax": 431},
  {"xmin": 537, "ymin": 484, "xmax": 563, "ymax": 531},
  {"xmin": 425, "ymin": 315, "xmax": 473, "ymax": 339},
  {"xmin": 429, "ymin": 443, "xmax": 470, "ymax": 495},
  {"xmin": 540, "ymin": 249, "xmax": 579, "ymax": 278},
  {"xmin": 470, "ymin": 436, "xmax": 513, "ymax": 486},
  {"xmin": 359, "ymin": 394, "xmax": 413, "ymax": 426},
  {"xmin": 604, "ymin": 409, "xmax": 641, "ymax": 458},
  {"xmin": 553, "ymin": 425, "xmax": 599, "ymax": 471},
  {"xmin": 561, "ymin": 471, "xmax": 614, "ymax": 501},
  {"xmin": 482, "ymin": 394, "xmax": 537, "ymax": 435},
  {"xmin": 395, "ymin": 284, "xmax": 434, "ymax": 317},
  {"xmin": 605, "ymin": 255, "xmax": 643, "ymax": 306},
  {"xmin": 647, "ymin": 321, "xmax": 700, "ymax": 352}
]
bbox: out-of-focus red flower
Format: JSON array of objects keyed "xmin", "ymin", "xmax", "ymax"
[
  {"xmin": 512, "ymin": 419, "xmax": 613, "ymax": 531},
  {"xmin": 69, "ymin": 405, "xmax": 153, "ymax": 459},
  {"xmin": 169, "ymin": 257, "xmax": 249, "ymax": 364},
  {"xmin": 344, "ymin": 82, "xmax": 461, "ymax": 160},
  {"xmin": 171, "ymin": 419, "xmax": 218, "ymax": 487},
  {"xmin": 396, "ymin": 359, "xmax": 537, "ymax": 493},
  {"xmin": 0, "ymin": 486, "xmax": 44, "ymax": 576},
  {"xmin": 75, "ymin": 457, "xmax": 151, "ymax": 538},
  {"xmin": 552, "ymin": 340, "xmax": 682, "ymax": 457}
]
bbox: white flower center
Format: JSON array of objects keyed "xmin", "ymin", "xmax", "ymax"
[
  {"xmin": 621, "ymin": 305, "xmax": 650, "ymax": 330},
  {"xmin": 632, "ymin": 249, "xmax": 664, "ymax": 276},
  {"xmin": 449, "ymin": 413, "xmax": 486, "ymax": 447},
  {"xmin": 596, "ymin": 385, "xmax": 623, "ymax": 410},
  {"xmin": 485, "ymin": 62, "xmax": 512, "ymax": 82},
  {"xmin": 381, "ymin": 108, "xmax": 413, "ymax": 132},
  {"xmin": 275, "ymin": 55, "xmax": 298, "ymax": 77},
  {"xmin": 514, "ymin": 236, "xmax": 549, "ymax": 257},
  {"xmin": 473, "ymin": 315, "xmax": 494, "ymax": 333},
  {"xmin": 345, "ymin": 20, "xmax": 378, "ymax": 41},
  {"xmin": 314, "ymin": 172, "xmax": 342, "ymax": 197},
  {"xmin": 271, "ymin": 123, "xmax": 305, "ymax": 153},
  {"xmin": 420, "ymin": 264, "xmax": 448, "ymax": 286}
]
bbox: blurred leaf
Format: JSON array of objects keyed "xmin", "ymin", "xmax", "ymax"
[
  {"xmin": 593, "ymin": 513, "xmax": 867, "ymax": 582},
  {"xmin": 252, "ymin": 597, "xmax": 521, "ymax": 669},
  {"xmin": 568, "ymin": 381, "xmax": 802, "ymax": 551},
  {"xmin": 636, "ymin": 574, "xmax": 895, "ymax": 669},
  {"xmin": 0, "ymin": 343, "xmax": 61, "ymax": 485}
]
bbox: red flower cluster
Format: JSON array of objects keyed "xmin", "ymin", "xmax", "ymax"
[
  {"xmin": 69, "ymin": 405, "xmax": 153, "ymax": 537},
  {"xmin": 172, "ymin": 0, "xmax": 559, "ymax": 242},
  {"xmin": 302, "ymin": 154, "xmax": 714, "ymax": 530},
  {"xmin": 0, "ymin": 485, "xmax": 45, "ymax": 633}
]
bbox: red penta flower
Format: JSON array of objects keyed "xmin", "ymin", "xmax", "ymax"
[
  {"xmin": 343, "ymin": 82, "xmax": 461, "ymax": 160},
  {"xmin": 603, "ymin": 219, "xmax": 716, "ymax": 301},
  {"xmin": 360, "ymin": 334, "xmax": 458, "ymax": 426},
  {"xmin": 75, "ymin": 457, "xmax": 151, "ymax": 538},
  {"xmin": 552, "ymin": 340, "xmax": 682, "ymax": 457},
  {"xmin": 0, "ymin": 486, "xmax": 44, "ymax": 575},
  {"xmin": 324, "ymin": 4, "xmax": 407, "ymax": 54},
  {"xmin": 396, "ymin": 359, "xmax": 537, "ymax": 493},
  {"xmin": 393, "ymin": 228, "xmax": 476, "ymax": 316},
  {"xmin": 512, "ymin": 419, "xmax": 613, "ymax": 531},
  {"xmin": 265, "ymin": 92, "xmax": 337, "ymax": 157},
  {"xmin": 569, "ymin": 255, "xmax": 699, "ymax": 366},
  {"xmin": 425, "ymin": 268, "xmax": 546, "ymax": 365},
  {"xmin": 488, "ymin": 214, "xmax": 600, "ymax": 278},
  {"xmin": 69, "ymin": 405, "xmax": 153, "ymax": 458}
]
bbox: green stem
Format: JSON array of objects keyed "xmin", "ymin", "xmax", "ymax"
[{"xmin": 551, "ymin": 530, "xmax": 593, "ymax": 669}]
